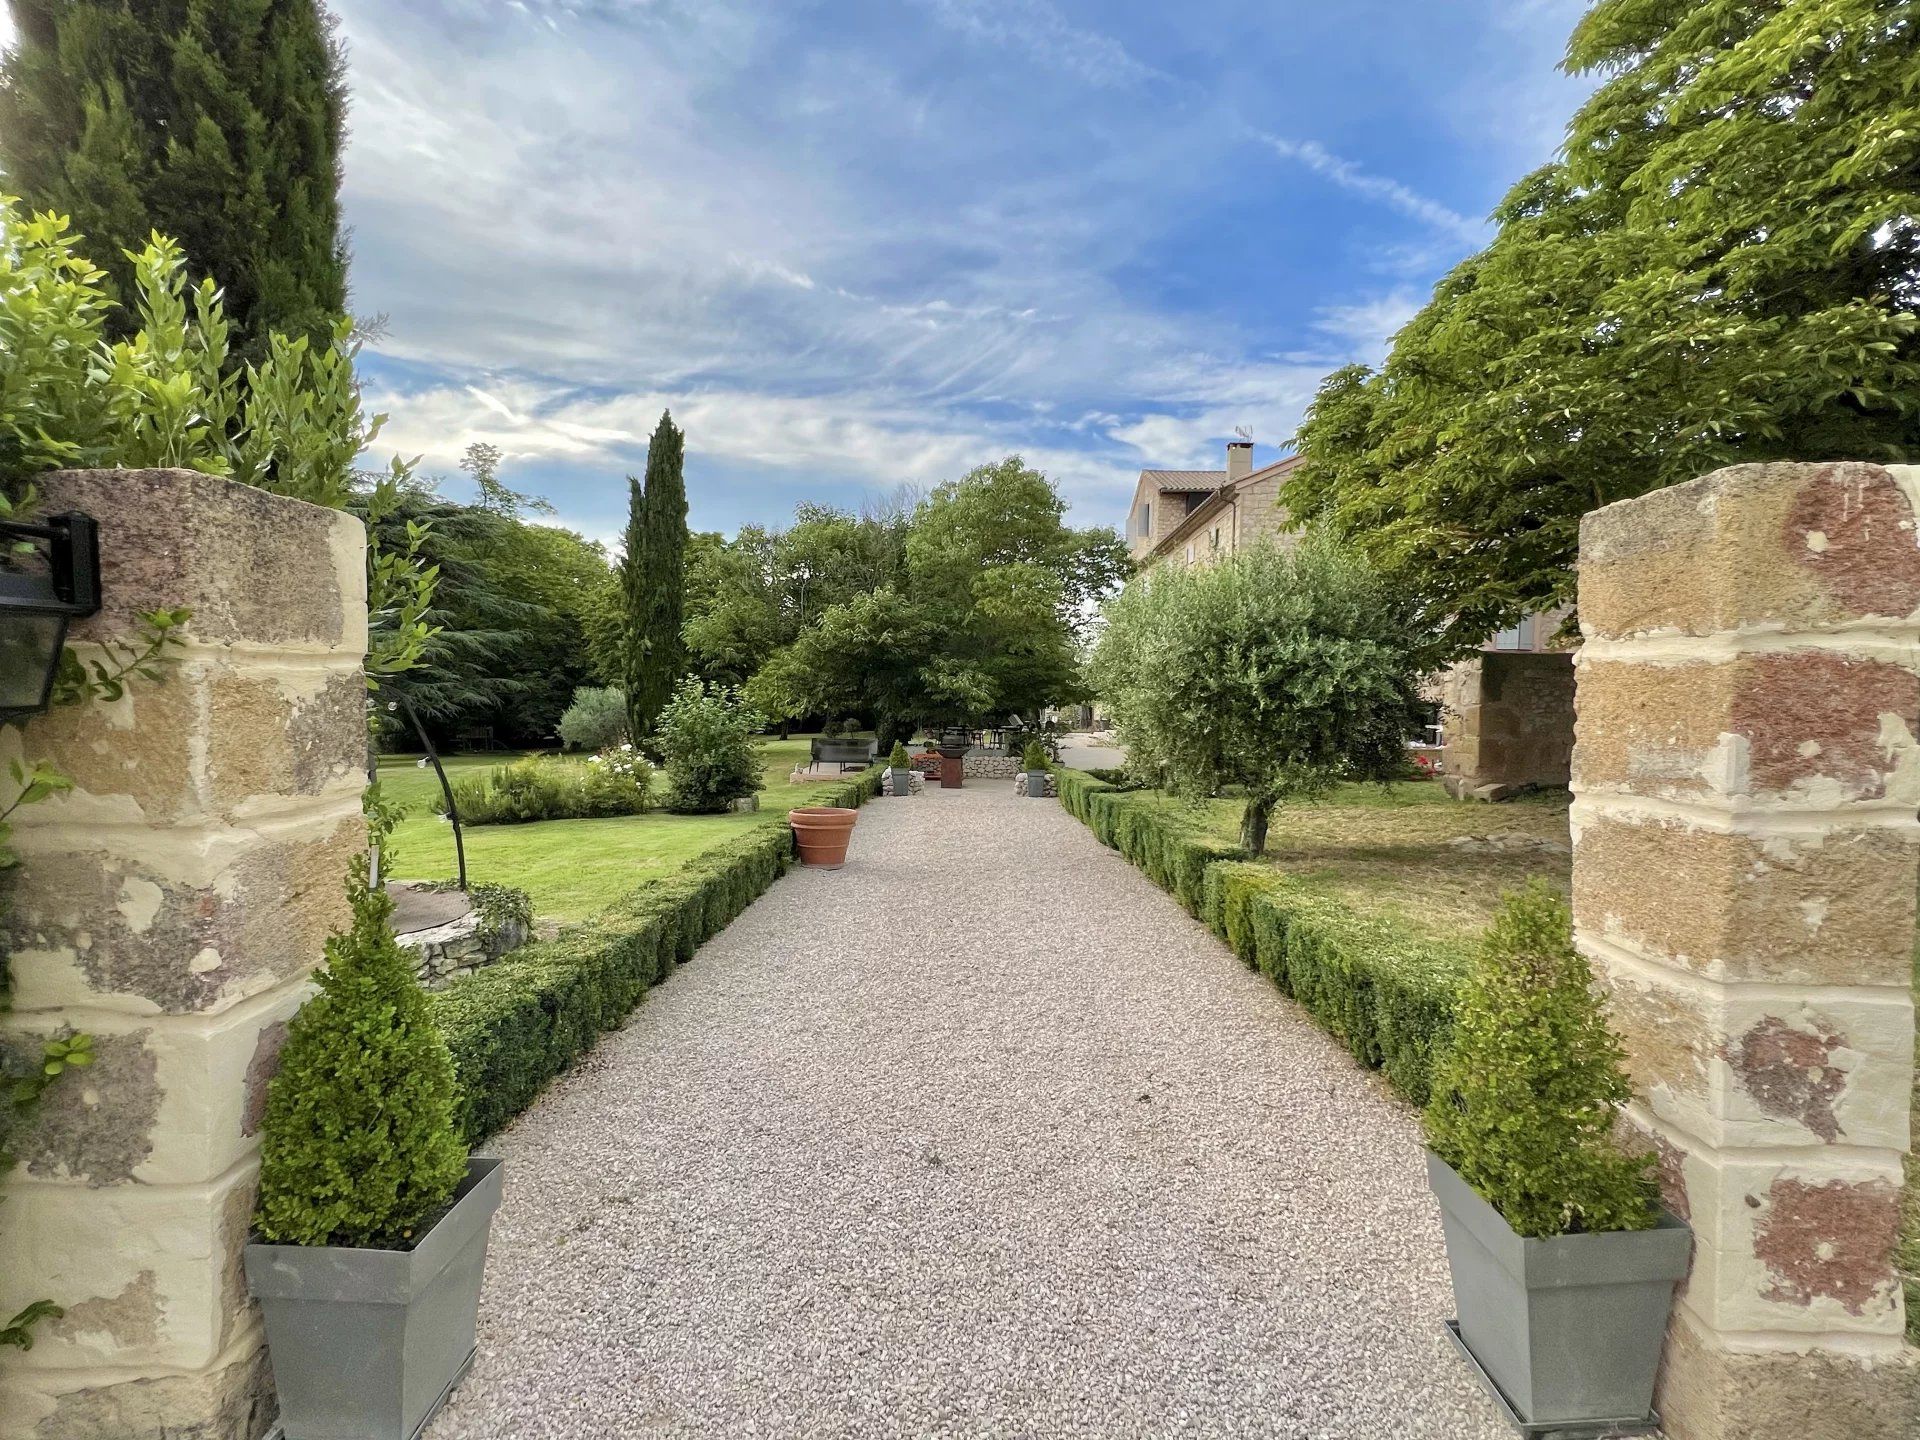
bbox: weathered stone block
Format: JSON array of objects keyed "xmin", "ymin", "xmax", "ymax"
[
  {"xmin": 0, "ymin": 1330, "xmax": 275, "ymax": 1440},
  {"xmin": 38, "ymin": 467, "xmax": 367, "ymax": 654},
  {"xmin": 1572, "ymin": 809, "xmax": 1920, "ymax": 988},
  {"xmin": 0, "ymin": 1162, "xmax": 260, "ymax": 1373},
  {"xmin": 3, "ymin": 803, "xmax": 362, "ymax": 1017},
  {"xmin": 1575, "ymin": 653, "xmax": 1920, "ymax": 806},
  {"xmin": 1580, "ymin": 462, "xmax": 1920, "ymax": 641},
  {"xmin": 1, "ymin": 987, "xmax": 309, "ymax": 1187},
  {"xmin": 1656, "ymin": 1305, "xmax": 1919, "ymax": 1440},
  {"xmin": 1590, "ymin": 946, "xmax": 1913, "ymax": 1150}
]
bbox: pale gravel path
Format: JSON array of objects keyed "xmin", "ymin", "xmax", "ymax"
[{"xmin": 426, "ymin": 784, "xmax": 1508, "ymax": 1440}]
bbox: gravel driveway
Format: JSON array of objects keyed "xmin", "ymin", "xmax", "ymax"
[{"xmin": 426, "ymin": 783, "xmax": 1509, "ymax": 1440}]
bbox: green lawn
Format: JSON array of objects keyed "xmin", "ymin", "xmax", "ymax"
[
  {"xmin": 375, "ymin": 738, "xmax": 858, "ymax": 924},
  {"xmin": 1146, "ymin": 780, "xmax": 1572, "ymax": 944}
]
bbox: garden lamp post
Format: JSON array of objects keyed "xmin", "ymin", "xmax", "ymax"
[{"xmin": 0, "ymin": 512, "xmax": 101, "ymax": 722}]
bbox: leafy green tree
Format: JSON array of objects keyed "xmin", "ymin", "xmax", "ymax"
[
  {"xmin": 655, "ymin": 677, "xmax": 764, "ymax": 814},
  {"xmin": 621, "ymin": 411, "xmax": 688, "ymax": 741},
  {"xmin": 1292, "ymin": 0, "xmax": 1920, "ymax": 659},
  {"xmin": 1424, "ymin": 882, "xmax": 1657, "ymax": 1238},
  {"xmin": 1089, "ymin": 535, "xmax": 1428, "ymax": 853},
  {"xmin": 0, "ymin": 0, "xmax": 350, "ymax": 354}
]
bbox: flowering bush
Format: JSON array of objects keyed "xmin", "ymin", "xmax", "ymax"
[{"xmin": 656, "ymin": 679, "xmax": 765, "ymax": 814}]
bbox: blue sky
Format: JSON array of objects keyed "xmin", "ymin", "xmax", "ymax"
[{"xmin": 19, "ymin": 1, "xmax": 1596, "ymax": 544}]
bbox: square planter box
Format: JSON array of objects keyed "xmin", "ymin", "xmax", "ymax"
[
  {"xmin": 1427, "ymin": 1151, "xmax": 1689, "ymax": 1434},
  {"xmin": 1025, "ymin": 770, "xmax": 1051, "ymax": 797},
  {"xmin": 248, "ymin": 1156, "xmax": 504, "ymax": 1440},
  {"xmin": 890, "ymin": 767, "xmax": 915, "ymax": 795}
]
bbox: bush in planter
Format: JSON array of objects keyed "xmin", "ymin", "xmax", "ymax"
[
  {"xmin": 1021, "ymin": 740, "xmax": 1050, "ymax": 772},
  {"xmin": 888, "ymin": 742, "xmax": 911, "ymax": 769},
  {"xmin": 558, "ymin": 686, "xmax": 629, "ymax": 752},
  {"xmin": 254, "ymin": 846, "xmax": 467, "ymax": 1248},
  {"xmin": 1423, "ymin": 881, "xmax": 1657, "ymax": 1238},
  {"xmin": 658, "ymin": 678, "xmax": 766, "ymax": 814}
]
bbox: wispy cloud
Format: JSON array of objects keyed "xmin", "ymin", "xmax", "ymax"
[
  {"xmin": 915, "ymin": 0, "xmax": 1166, "ymax": 89},
  {"xmin": 1252, "ymin": 131, "xmax": 1484, "ymax": 243}
]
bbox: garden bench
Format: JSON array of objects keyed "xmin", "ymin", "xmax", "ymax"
[{"xmin": 810, "ymin": 737, "xmax": 876, "ymax": 772}]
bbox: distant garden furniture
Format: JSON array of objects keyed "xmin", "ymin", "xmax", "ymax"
[
  {"xmin": 935, "ymin": 727, "xmax": 970, "ymax": 789},
  {"xmin": 810, "ymin": 736, "xmax": 875, "ymax": 772}
]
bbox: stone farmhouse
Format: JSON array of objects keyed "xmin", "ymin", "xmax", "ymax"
[{"xmin": 1124, "ymin": 440, "xmax": 1574, "ymax": 799}]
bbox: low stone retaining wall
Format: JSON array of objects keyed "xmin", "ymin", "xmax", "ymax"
[{"xmin": 399, "ymin": 910, "xmax": 531, "ymax": 989}]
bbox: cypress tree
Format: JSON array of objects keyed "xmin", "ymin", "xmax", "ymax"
[
  {"xmin": 0, "ymin": 0, "xmax": 349, "ymax": 354},
  {"xmin": 621, "ymin": 411, "xmax": 688, "ymax": 741}
]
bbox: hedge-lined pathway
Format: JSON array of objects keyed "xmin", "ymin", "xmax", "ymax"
[{"xmin": 427, "ymin": 784, "xmax": 1508, "ymax": 1439}]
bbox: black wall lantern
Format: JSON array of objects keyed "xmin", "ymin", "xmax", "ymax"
[{"xmin": 0, "ymin": 512, "xmax": 102, "ymax": 722}]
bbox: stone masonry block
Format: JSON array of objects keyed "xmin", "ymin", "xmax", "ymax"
[
  {"xmin": 0, "ymin": 1329, "xmax": 275, "ymax": 1440},
  {"xmin": 3, "ymin": 803, "xmax": 362, "ymax": 1017},
  {"xmin": 10, "ymin": 656, "xmax": 365, "ymax": 828},
  {"xmin": 1575, "ymin": 653, "xmax": 1920, "ymax": 807},
  {"xmin": 0, "ymin": 1161, "xmax": 260, "ymax": 1374},
  {"xmin": 1656, "ymin": 1304, "xmax": 1919, "ymax": 1440},
  {"xmin": 1590, "ymin": 945, "xmax": 1913, "ymax": 1150},
  {"xmin": 1, "ymin": 984, "xmax": 308, "ymax": 1187},
  {"xmin": 1580, "ymin": 462, "xmax": 1920, "ymax": 641},
  {"xmin": 1573, "ymin": 809, "xmax": 1920, "ymax": 989},
  {"xmin": 38, "ymin": 467, "xmax": 367, "ymax": 654},
  {"xmin": 1664, "ymin": 1148, "xmax": 1907, "ymax": 1335}
]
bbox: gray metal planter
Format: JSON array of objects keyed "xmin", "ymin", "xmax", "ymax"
[
  {"xmin": 890, "ymin": 767, "xmax": 914, "ymax": 795},
  {"xmin": 1426, "ymin": 1151, "xmax": 1689, "ymax": 1435},
  {"xmin": 1025, "ymin": 770, "xmax": 1052, "ymax": 797},
  {"xmin": 247, "ymin": 1156, "xmax": 504, "ymax": 1440}
]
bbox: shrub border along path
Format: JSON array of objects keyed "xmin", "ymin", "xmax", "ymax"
[
  {"xmin": 432, "ymin": 766, "xmax": 882, "ymax": 1142},
  {"xmin": 1054, "ymin": 767, "xmax": 1472, "ymax": 1106}
]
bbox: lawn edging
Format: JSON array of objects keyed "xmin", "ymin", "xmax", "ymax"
[
  {"xmin": 1055, "ymin": 765, "xmax": 1471, "ymax": 1105},
  {"xmin": 432, "ymin": 765, "xmax": 883, "ymax": 1142}
]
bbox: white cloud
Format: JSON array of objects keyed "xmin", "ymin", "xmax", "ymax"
[
  {"xmin": 1253, "ymin": 132, "xmax": 1484, "ymax": 244},
  {"xmin": 915, "ymin": 0, "xmax": 1165, "ymax": 89},
  {"xmin": 1314, "ymin": 291, "xmax": 1424, "ymax": 363}
]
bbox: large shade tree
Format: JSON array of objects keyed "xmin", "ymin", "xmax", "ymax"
[
  {"xmin": 1089, "ymin": 536, "xmax": 1430, "ymax": 853},
  {"xmin": 1292, "ymin": 0, "xmax": 1920, "ymax": 659},
  {"xmin": 0, "ymin": 0, "xmax": 350, "ymax": 354}
]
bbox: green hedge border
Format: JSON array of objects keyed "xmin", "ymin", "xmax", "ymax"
[
  {"xmin": 1055, "ymin": 766, "xmax": 1470, "ymax": 1105},
  {"xmin": 432, "ymin": 766, "xmax": 883, "ymax": 1143}
]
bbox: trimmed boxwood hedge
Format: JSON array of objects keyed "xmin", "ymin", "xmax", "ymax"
[
  {"xmin": 1057, "ymin": 766, "xmax": 1470, "ymax": 1105},
  {"xmin": 433, "ymin": 765, "xmax": 882, "ymax": 1143}
]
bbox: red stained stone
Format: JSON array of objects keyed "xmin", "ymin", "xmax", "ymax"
[
  {"xmin": 1755, "ymin": 1177, "xmax": 1901, "ymax": 1315},
  {"xmin": 1728, "ymin": 1016, "xmax": 1848, "ymax": 1142},
  {"xmin": 1785, "ymin": 465, "xmax": 1920, "ymax": 620}
]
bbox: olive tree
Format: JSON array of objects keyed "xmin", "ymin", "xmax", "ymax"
[{"xmin": 1089, "ymin": 536, "xmax": 1429, "ymax": 853}]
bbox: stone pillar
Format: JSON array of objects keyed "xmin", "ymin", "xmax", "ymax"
[
  {"xmin": 0, "ymin": 470, "xmax": 367, "ymax": 1439},
  {"xmin": 1440, "ymin": 650, "xmax": 1576, "ymax": 801},
  {"xmin": 1572, "ymin": 461, "xmax": 1920, "ymax": 1438}
]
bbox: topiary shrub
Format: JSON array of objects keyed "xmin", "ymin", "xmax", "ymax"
[
  {"xmin": 888, "ymin": 741, "xmax": 911, "ymax": 768},
  {"xmin": 1022, "ymin": 740, "xmax": 1050, "ymax": 771},
  {"xmin": 557, "ymin": 686, "xmax": 628, "ymax": 752},
  {"xmin": 658, "ymin": 678, "xmax": 765, "ymax": 814},
  {"xmin": 254, "ymin": 820, "xmax": 467, "ymax": 1249},
  {"xmin": 820, "ymin": 719, "xmax": 843, "ymax": 739},
  {"xmin": 1423, "ymin": 880, "xmax": 1657, "ymax": 1239}
]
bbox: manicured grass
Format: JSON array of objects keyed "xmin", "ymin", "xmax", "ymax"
[
  {"xmin": 1137, "ymin": 780, "xmax": 1571, "ymax": 944},
  {"xmin": 375, "ymin": 739, "xmax": 857, "ymax": 924}
]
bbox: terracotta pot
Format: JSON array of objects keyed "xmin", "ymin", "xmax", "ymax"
[{"xmin": 789, "ymin": 806, "xmax": 859, "ymax": 868}]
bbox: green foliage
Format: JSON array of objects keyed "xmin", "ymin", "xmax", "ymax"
[
  {"xmin": 557, "ymin": 686, "xmax": 629, "ymax": 752},
  {"xmin": 1089, "ymin": 534, "xmax": 1428, "ymax": 853},
  {"xmin": 656, "ymin": 678, "xmax": 765, "ymax": 814},
  {"xmin": 888, "ymin": 741, "xmax": 911, "ymax": 768},
  {"xmin": 1, "ymin": 1298, "xmax": 63, "ymax": 1351},
  {"xmin": 431, "ymin": 766, "xmax": 882, "ymax": 1142},
  {"xmin": 1054, "ymin": 768, "xmax": 1471, "ymax": 1105},
  {"xmin": 0, "ymin": 0, "xmax": 348, "ymax": 356},
  {"xmin": 621, "ymin": 411, "xmax": 688, "ymax": 741},
  {"xmin": 444, "ymin": 754, "xmax": 652, "ymax": 826},
  {"xmin": 1424, "ymin": 882, "xmax": 1657, "ymax": 1238},
  {"xmin": 253, "ymin": 804, "xmax": 468, "ymax": 1249},
  {"xmin": 1293, "ymin": 0, "xmax": 1920, "ymax": 658},
  {"xmin": 1022, "ymin": 740, "xmax": 1050, "ymax": 771}
]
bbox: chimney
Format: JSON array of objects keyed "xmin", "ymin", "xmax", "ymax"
[{"xmin": 1226, "ymin": 438, "xmax": 1253, "ymax": 486}]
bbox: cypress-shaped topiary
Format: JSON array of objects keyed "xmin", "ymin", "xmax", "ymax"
[
  {"xmin": 888, "ymin": 741, "xmax": 911, "ymax": 768},
  {"xmin": 0, "ymin": 0, "xmax": 349, "ymax": 355},
  {"xmin": 254, "ymin": 839, "xmax": 467, "ymax": 1249},
  {"xmin": 1423, "ymin": 880, "xmax": 1656, "ymax": 1239},
  {"xmin": 620, "ymin": 410, "xmax": 687, "ymax": 742}
]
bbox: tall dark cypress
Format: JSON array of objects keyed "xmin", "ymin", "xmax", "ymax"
[
  {"xmin": 0, "ymin": 0, "xmax": 350, "ymax": 353},
  {"xmin": 621, "ymin": 411, "xmax": 688, "ymax": 741}
]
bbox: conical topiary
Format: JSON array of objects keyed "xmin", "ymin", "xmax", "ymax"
[
  {"xmin": 253, "ymin": 840, "xmax": 467, "ymax": 1249},
  {"xmin": 1423, "ymin": 880, "xmax": 1657, "ymax": 1239}
]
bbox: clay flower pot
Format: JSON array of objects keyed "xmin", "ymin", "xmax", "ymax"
[{"xmin": 789, "ymin": 806, "xmax": 858, "ymax": 868}]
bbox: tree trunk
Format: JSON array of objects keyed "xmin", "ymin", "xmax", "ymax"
[{"xmin": 1239, "ymin": 795, "xmax": 1273, "ymax": 855}]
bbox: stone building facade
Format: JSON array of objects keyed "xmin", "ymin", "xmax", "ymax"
[{"xmin": 0, "ymin": 470, "xmax": 368, "ymax": 1439}]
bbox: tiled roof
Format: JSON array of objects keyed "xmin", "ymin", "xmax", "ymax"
[{"xmin": 1139, "ymin": 469, "xmax": 1228, "ymax": 490}]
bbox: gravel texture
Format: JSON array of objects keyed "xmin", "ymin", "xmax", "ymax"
[{"xmin": 427, "ymin": 783, "xmax": 1509, "ymax": 1439}]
